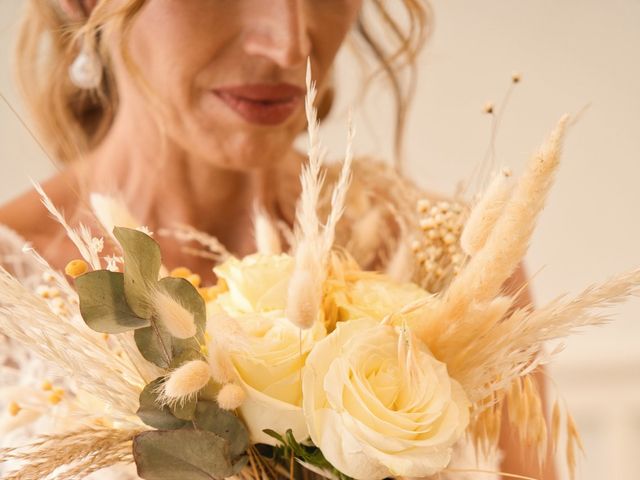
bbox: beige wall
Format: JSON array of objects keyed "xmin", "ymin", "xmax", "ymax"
[{"xmin": 1, "ymin": 1, "xmax": 639, "ymax": 478}]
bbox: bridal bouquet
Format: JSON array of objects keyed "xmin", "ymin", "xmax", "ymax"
[{"xmin": 1, "ymin": 68, "xmax": 638, "ymax": 480}]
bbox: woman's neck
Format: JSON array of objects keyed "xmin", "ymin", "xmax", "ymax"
[{"xmin": 75, "ymin": 106, "xmax": 303, "ymax": 274}]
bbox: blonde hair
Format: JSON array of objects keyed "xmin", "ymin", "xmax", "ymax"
[{"xmin": 14, "ymin": 0, "xmax": 432, "ymax": 168}]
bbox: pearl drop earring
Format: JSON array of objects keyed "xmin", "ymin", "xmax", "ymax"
[{"xmin": 69, "ymin": 44, "xmax": 103, "ymax": 90}]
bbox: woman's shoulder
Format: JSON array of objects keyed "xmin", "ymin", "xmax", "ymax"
[{"xmin": 0, "ymin": 169, "xmax": 80, "ymax": 270}]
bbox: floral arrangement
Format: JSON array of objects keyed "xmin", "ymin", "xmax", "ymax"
[{"xmin": 1, "ymin": 66, "xmax": 639, "ymax": 480}]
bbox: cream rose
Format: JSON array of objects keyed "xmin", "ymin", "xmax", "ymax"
[
  {"xmin": 213, "ymin": 253, "xmax": 294, "ymax": 314},
  {"xmin": 302, "ymin": 318, "xmax": 470, "ymax": 480},
  {"xmin": 332, "ymin": 276, "xmax": 429, "ymax": 322},
  {"xmin": 209, "ymin": 254, "xmax": 325, "ymax": 445}
]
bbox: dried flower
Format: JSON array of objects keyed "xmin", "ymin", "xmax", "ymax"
[
  {"xmin": 217, "ymin": 383, "xmax": 246, "ymax": 410},
  {"xmin": 152, "ymin": 289, "xmax": 197, "ymax": 339},
  {"xmin": 161, "ymin": 360, "xmax": 211, "ymax": 406},
  {"xmin": 65, "ymin": 259, "xmax": 89, "ymax": 278}
]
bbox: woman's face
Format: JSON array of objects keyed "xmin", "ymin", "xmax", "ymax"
[{"xmin": 104, "ymin": 0, "xmax": 363, "ymax": 170}]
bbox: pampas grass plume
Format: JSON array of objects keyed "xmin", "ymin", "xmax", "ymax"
[
  {"xmin": 448, "ymin": 115, "xmax": 569, "ymax": 305},
  {"xmin": 461, "ymin": 168, "xmax": 513, "ymax": 256},
  {"xmin": 217, "ymin": 383, "xmax": 246, "ymax": 410},
  {"xmin": 254, "ymin": 205, "xmax": 282, "ymax": 255},
  {"xmin": 162, "ymin": 360, "xmax": 210, "ymax": 404},
  {"xmin": 152, "ymin": 290, "xmax": 197, "ymax": 339}
]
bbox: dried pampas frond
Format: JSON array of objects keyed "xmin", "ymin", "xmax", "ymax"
[
  {"xmin": 463, "ymin": 267, "xmax": 640, "ymax": 403},
  {"xmin": 461, "ymin": 168, "xmax": 513, "ymax": 256},
  {"xmin": 287, "ymin": 61, "xmax": 355, "ymax": 330},
  {"xmin": 0, "ymin": 268, "xmax": 144, "ymax": 418},
  {"xmin": 253, "ymin": 204, "xmax": 282, "ymax": 255},
  {"xmin": 286, "ymin": 60, "xmax": 329, "ymax": 330},
  {"xmin": 158, "ymin": 224, "xmax": 230, "ymax": 263},
  {"xmin": 33, "ymin": 182, "xmax": 102, "ymax": 270},
  {"xmin": 0, "ymin": 426, "xmax": 144, "ymax": 480},
  {"xmin": 446, "ymin": 115, "xmax": 569, "ymax": 309}
]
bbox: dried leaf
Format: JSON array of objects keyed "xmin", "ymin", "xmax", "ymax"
[
  {"xmin": 76, "ymin": 270, "xmax": 150, "ymax": 333},
  {"xmin": 137, "ymin": 378, "xmax": 187, "ymax": 430},
  {"xmin": 133, "ymin": 429, "xmax": 247, "ymax": 480},
  {"xmin": 114, "ymin": 227, "xmax": 161, "ymax": 318},
  {"xmin": 193, "ymin": 400, "xmax": 249, "ymax": 459},
  {"xmin": 135, "ymin": 322, "xmax": 173, "ymax": 368}
]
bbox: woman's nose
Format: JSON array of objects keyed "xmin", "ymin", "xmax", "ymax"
[{"xmin": 242, "ymin": 0, "xmax": 312, "ymax": 69}]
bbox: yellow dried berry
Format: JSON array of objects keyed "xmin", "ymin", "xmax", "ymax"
[
  {"xmin": 199, "ymin": 344, "xmax": 209, "ymax": 356},
  {"xmin": 186, "ymin": 274, "xmax": 201, "ymax": 288},
  {"xmin": 48, "ymin": 389, "xmax": 64, "ymax": 405},
  {"xmin": 41, "ymin": 380, "xmax": 53, "ymax": 391},
  {"xmin": 170, "ymin": 267, "xmax": 192, "ymax": 279},
  {"xmin": 8, "ymin": 401, "xmax": 21, "ymax": 416},
  {"xmin": 65, "ymin": 259, "xmax": 89, "ymax": 278}
]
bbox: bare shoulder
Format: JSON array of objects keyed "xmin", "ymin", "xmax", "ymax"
[{"xmin": 0, "ymin": 168, "xmax": 81, "ymax": 269}]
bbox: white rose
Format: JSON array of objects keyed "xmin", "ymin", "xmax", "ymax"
[
  {"xmin": 210, "ymin": 254, "xmax": 325, "ymax": 445},
  {"xmin": 302, "ymin": 318, "xmax": 470, "ymax": 480},
  {"xmin": 330, "ymin": 276, "xmax": 429, "ymax": 322},
  {"xmin": 229, "ymin": 313, "xmax": 326, "ymax": 445},
  {"xmin": 213, "ymin": 253, "xmax": 294, "ymax": 314}
]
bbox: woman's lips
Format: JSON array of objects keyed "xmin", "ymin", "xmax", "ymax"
[{"xmin": 213, "ymin": 83, "xmax": 305, "ymax": 126}]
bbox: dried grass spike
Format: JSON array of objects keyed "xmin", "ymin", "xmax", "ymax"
[
  {"xmin": 461, "ymin": 168, "xmax": 513, "ymax": 256},
  {"xmin": 161, "ymin": 359, "xmax": 210, "ymax": 406},
  {"xmin": 217, "ymin": 383, "xmax": 246, "ymax": 410}
]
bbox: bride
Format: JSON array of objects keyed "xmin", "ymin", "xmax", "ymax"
[{"xmin": 0, "ymin": 1, "xmax": 555, "ymax": 478}]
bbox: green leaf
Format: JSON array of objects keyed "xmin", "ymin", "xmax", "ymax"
[
  {"xmin": 170, "ymin": 396, "xmax": 197, "ymax": 421},
  {"xmin": 113, "ymin": 227, "xmax": 161, "ymax": 319},
  {"xmin": 263, "ymin": 429, "xmax": 285, "ymax": 444},
  {"xmin": 193, "ymin": 400, "xmax": 249, "ymax": 458},
  {"xmin": 76, "ymin": 270, "xmax": 150, "ymax": 333},
  {"xmin": 158, "ymin": 276, "xmax": 206, "ymax": 344},
  {"xmin": 135, "ymin": 323, "xmax": 173, "ymax": 369},
  {"xmin": 133, "ymin": 430, "xmax": 248, "ymax": 480},
  {"xmin": 265, "ymin": 429, "xmax": 355, "ymax": 480},
  {"xmin": 137, "ymin": 378, "xmax": 186, "ymax": 430}
]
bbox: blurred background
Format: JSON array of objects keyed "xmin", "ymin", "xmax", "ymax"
[{"xmin": 1, "ymin": 0, "xmax": 639, "ymax": 478}]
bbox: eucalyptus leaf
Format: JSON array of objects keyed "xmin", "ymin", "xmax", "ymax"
[
  {"xmin": 193, "ymin": 400, "xmax": 249, "ymax": 458},
  {"xmin": 135, "ymin": 323, "xmax": 173, "ymax": 369},
  {"xmin": 76, "ymin": 270, "xmax": 149, "ymax": 333},
  {"xmin": 137, "ymin": 378, "xmax": 186, "ymax": 430},
  {"xmin": 168, "ymin": 349, "xmax": 203, "ymax": 369},
  {"xmin": 133, "ymin": 430, "xmax": 248, "ymax": 480},
  {"xmin": 170, "ymin": 396, "xmax": 197, "ymax": 421},
  {"xmin": 113, "ymin": 227, "xmax": 161, "ymax": 319}
]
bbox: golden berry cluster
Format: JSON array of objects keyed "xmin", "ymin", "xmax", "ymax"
[{"xmin": 411, "ymin": 198, "xmax": 468, "ymax": 292}]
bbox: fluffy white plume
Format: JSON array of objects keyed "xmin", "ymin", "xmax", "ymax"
[
  {"xmin": 216, "ymin": 383, "xmax": 246, "ymax": 411},
  {"xmin": 253, "ymin": 204, "xmax": 282, "ymax": 255},
  {"xmin": 446, "ymin": 115, "xmax": 569, "ymax": 307},
  {"xmin": 152, "ymin": 290, "xmax": 197, "ymax": 339},
  {"xmin": 286, "ymin": 60, "xmax": 355, "ymax": 330},
  {"xmin": 460, "ymin": 168, "xmax": 514, "ymax": 256},
  {"xmin": 160, "ymin": 360, "xmax": 211, "ymax": 406}
]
